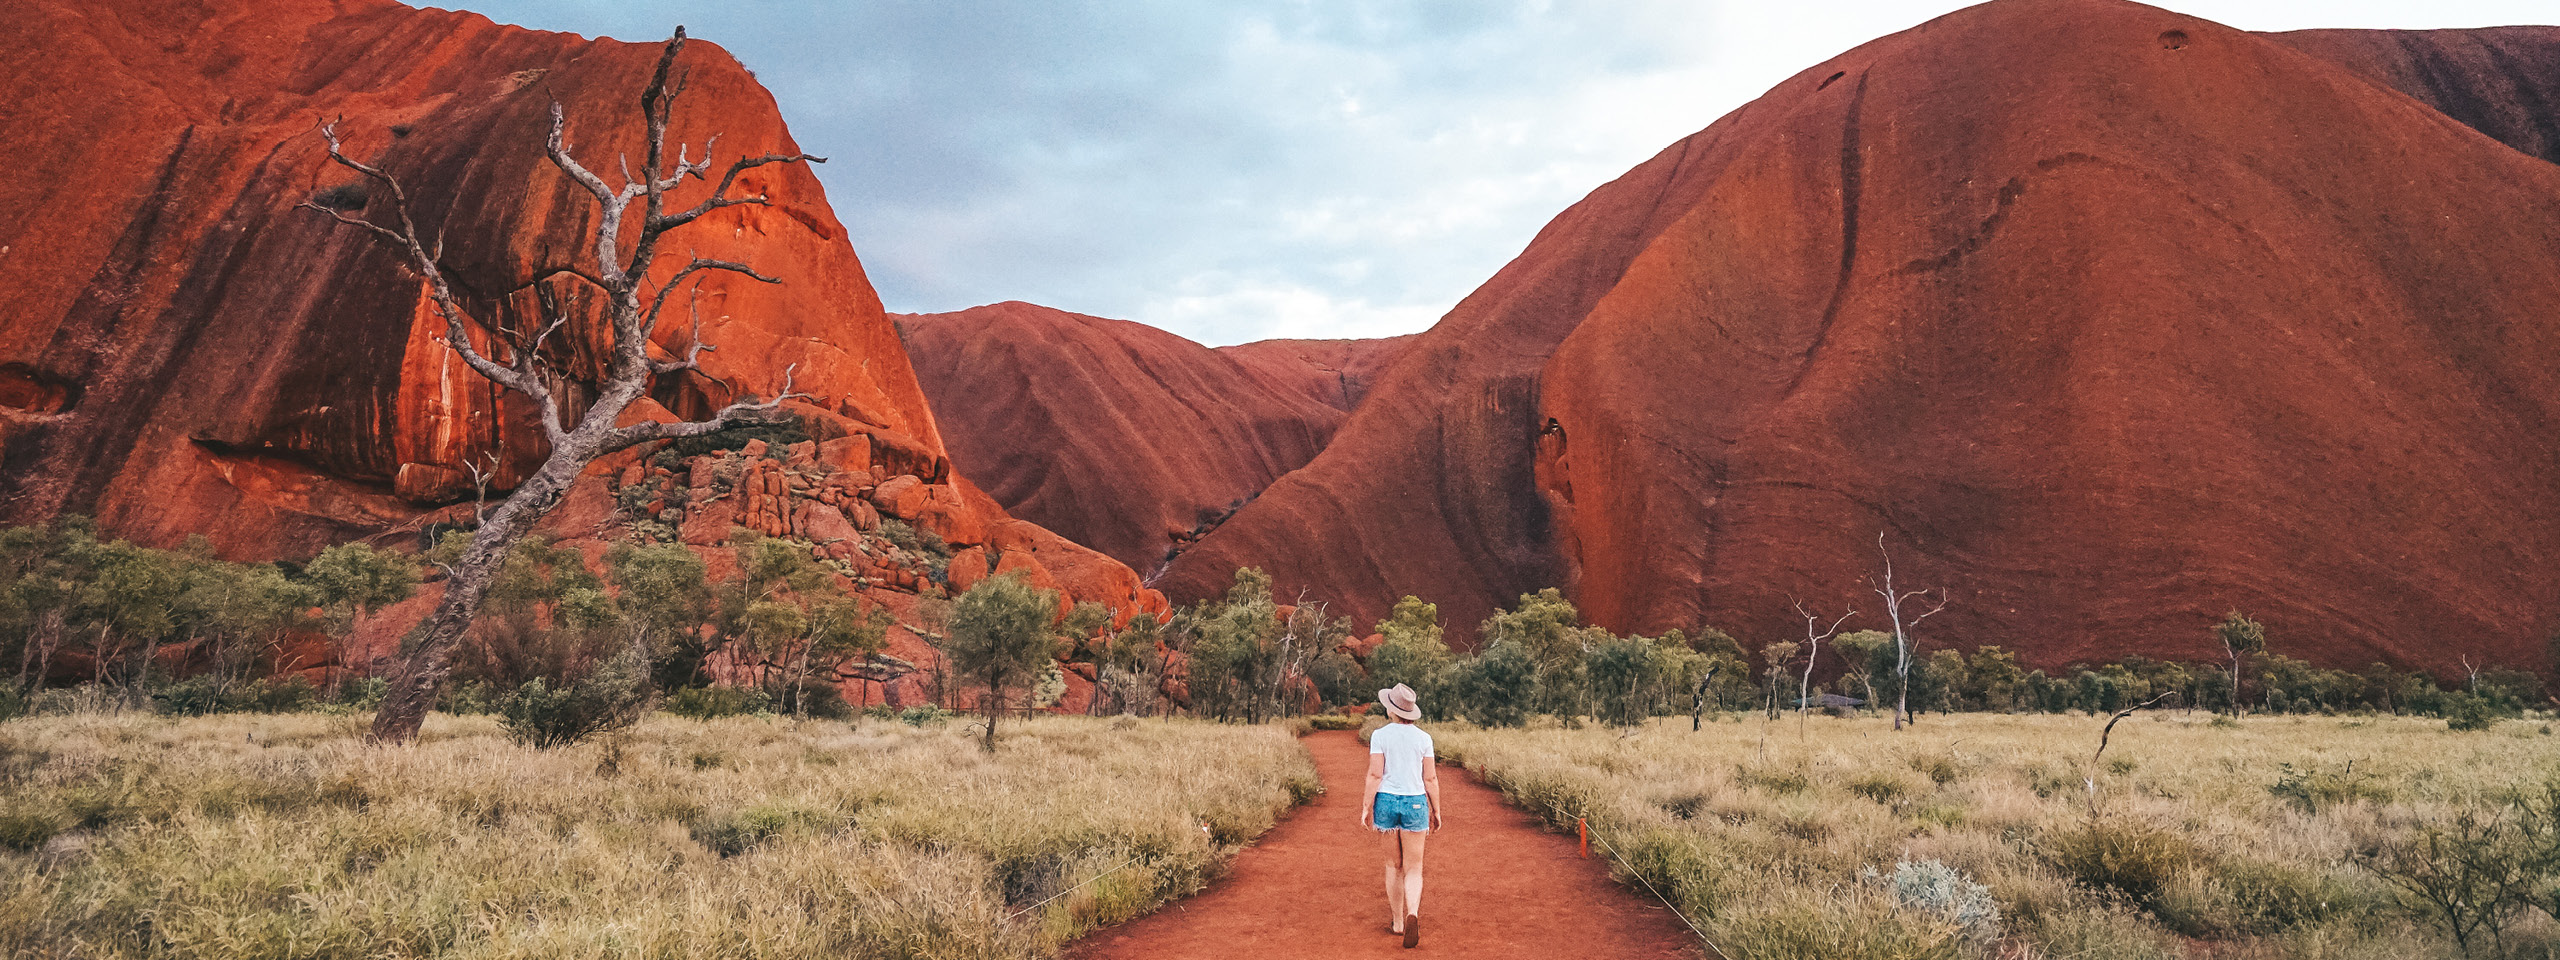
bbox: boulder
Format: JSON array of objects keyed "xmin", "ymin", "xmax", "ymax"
[{"xmin": 871, "ymin": 474, "xmax": 926, "ymax": 518}]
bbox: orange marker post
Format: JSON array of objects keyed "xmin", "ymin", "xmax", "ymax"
[{"xmin": 1577, "ymin": 817, "xmax": 1588, "ymax": 858}]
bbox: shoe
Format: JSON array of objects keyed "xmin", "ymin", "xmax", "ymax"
[{"xmin": 1404, "ymin": 914, "xmax": 1420, "ymax": 949}]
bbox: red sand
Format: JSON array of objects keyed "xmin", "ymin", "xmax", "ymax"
[{"xmin": 1065, "ymin": 731, "xmax": 1699, "ymax": 960}]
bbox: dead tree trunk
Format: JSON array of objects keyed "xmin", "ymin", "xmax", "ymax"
[
  {"xmin": 305, "ymin": 27, "xmax": 822, "ymax": 744},
  {"xmin": 1871, "ymin": 532, "xmax": 1947, "ymax": 732},
  {"xmin": 1792, "ymin": 600, "xmax": 1852, "ymax": 737}
]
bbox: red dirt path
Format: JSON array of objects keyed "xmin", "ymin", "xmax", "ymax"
[{"xmin": 1065, "ymin": 730, "xmax": 1700, "ymax": 959}]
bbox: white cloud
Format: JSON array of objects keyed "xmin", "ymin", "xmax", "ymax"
[{"xmin": 445, "ymin": 0, "xmax": 2557, "ymax": 346}]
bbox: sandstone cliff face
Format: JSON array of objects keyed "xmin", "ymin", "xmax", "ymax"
[
  {"xmin": 0, "ymin": 0, "xmax": 935, "ymax": 561},
  {"xmin": 900, "ymin": 302, "xmax": 1356, "ymax": 573},
  {"xmin": 1215, "ymin": 335, "xmax": 1419, "ymax": 413},
  {"xmin": 1166, "ymin": 0, "xmax": 2560, "ymax": 675},
  {"xmin": 0, "ymin": 0, "xmax": 1171, "ymax": 700},
  {"xmin": 2273, "ymin": 26, "xmax": 2560, "ymax": 166}
]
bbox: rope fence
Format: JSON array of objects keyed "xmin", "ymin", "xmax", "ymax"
[{"xmin": 1544, "ymin": 799, "xmax": 1733, "ymax": 960}]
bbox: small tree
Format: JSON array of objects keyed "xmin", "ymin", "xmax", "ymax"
[
  {"xmin": 305, "ymin": 28, "xmax": 824, "ymax": 744},
  {"xmin": 1790, "ymin": 600, "xmax": 1853, "ymax": 731},
  {"xmin": 602, "ymin": 542, "xmax": 714, "ymax": 689},
  {"xmin": 937, "ymin": 573, "xmax": 1060, "ymax": 751},
  {"xmin": 1759, "ymin": 641, "xmax": 1799, "ymax": 721},
  {"xmin": 1368, "ymin": 596, "xmax": 1451, "ymax": 693},
  {"xmin": 1102, "ymin": 612, "xmax": 1166, "ymax": 716},
  {"xmin": 2216, "ymin": 611, "xmax": 2266, "ymax": 716},
  {"xmin": 1871, "ymin": 533, "xmax": 1948, "ymax": 730},
  {"xmin": 1833, "ymin": 630, "xmax": 1892, "ymax": 710},
  {"xmin": 1482, "ymin": 589, "xmax": 1590, "ymax": 718},
  {"xmin": 1587, "ymin": 631, "xmax": 1681, "ymax": 730}
]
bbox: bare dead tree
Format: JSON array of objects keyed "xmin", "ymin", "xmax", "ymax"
[
  {"xmin": 1789, "ymin": 598, "xmax": 1853, "ymax": 738},
  {"xmin": 1871, "ymin": 532, "xmax": 1947, "ymax": 731},
  {"xmin": 302, "ymin": 27, "xmax": 823, "ymax": 744},
  {"xmin": 460, "ymin": 452, "xmax": 499, "ymax": 526},
  {"xmin": 2087, "ymin": 690, "xmax": 2177, "ymax": 818}
]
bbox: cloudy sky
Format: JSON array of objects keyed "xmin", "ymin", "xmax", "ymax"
[{"xmin": 447, "ymin": 0, "xmax": 2554, "ymax": 346}]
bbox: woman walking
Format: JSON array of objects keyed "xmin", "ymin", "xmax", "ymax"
[{"xmin": 1359, "ymin": 682, "xmax": 1444, "ymax": 948}]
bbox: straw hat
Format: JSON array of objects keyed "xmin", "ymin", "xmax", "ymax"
[{"xmin": 1377, "ymin": 683, "xmax": 1421, "ymax": 721}]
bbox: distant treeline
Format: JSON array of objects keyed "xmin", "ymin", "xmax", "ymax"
[{"xmin": 1306, "ymin": 588, "xmax": 2550, "ymax": 730}]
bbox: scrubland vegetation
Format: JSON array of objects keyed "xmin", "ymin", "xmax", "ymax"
[
  {"xmin": 0, "ymin": 712, "xmax": 1316, "ymax": 959},
  {"xmin": 1438, "ymin": 712, "xmax": 2560, "ymax": 959}
]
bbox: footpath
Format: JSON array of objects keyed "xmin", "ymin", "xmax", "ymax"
[{"xmin": 1065, "ymin": 729, "xmax": 1699, "ymax": 959}]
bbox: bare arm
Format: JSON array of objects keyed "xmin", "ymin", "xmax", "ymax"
[
  {"xmin": 1423, "ymin": 754, "xmax": 1445, "ymax": 830},
  {"xmin": 1359, "ymin": 752, "xmax": 1384, "ymax": 827}
]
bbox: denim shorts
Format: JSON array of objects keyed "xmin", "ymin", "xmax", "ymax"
[{"xmin": 1373, "ymin": 792, "xmax": 1430, "ymax": 832}]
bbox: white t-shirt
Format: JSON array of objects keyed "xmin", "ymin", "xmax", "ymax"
[{"xmin": 1370, "ymin": 722, "xmax": 1435, "ymax": 796}]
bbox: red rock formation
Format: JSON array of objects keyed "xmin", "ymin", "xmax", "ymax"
[
  {"xmin": 1168, "ymin": 0, "xmax": 2560, "ymax": 677},
  {"xmin": 2273, "ymin": 26, "xmax": 2560, "ymax": 166},
  {"xmin": 1215, "ymin": 335, "xmax": 1419, "ymax": 412},
  {"xmin": 900, "ymin": 302, "xmax": 1352, "ymax": 572},
  {"xmin": 0, "ymin": 0, "xmax": 1173, "ymax": 703},
  {"xmin": 0, "ymin": 0, "xmax": 933, "ymax": 560}
]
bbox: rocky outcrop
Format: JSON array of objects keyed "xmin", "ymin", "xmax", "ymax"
[
  {"xmin": 0, "ymin": 0, "xmax": 934, "ymax": 561},
  {"xmin": 1165, "ymin": 0, "xmax": 2560, "ymax": 677},
  {"xmin": 900, "ymin": 302, "xmax": 1355, "ymax": 573},
  {"xmin": 2274, "ymin": 26, "xmax": 2560, "ymax": 166},
  {"xmin": 0, "ymin": 0, "xmax": 1172, "ymax": 703},
  {"xmin": 1215, "ymin": 335, "xmax": 1420, "ymax": 412}
]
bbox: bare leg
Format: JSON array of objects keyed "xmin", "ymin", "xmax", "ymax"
[
  {"xmin": 1381, "ymin": 826, "xmax": 1406, "ymax": 931},
  {"xmin": 1399, "ymin": 828, "xmax": 1429, "ymax": 920}
]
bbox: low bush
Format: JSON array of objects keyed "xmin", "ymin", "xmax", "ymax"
[
  {"xmin": 1878, "ymin": 858, "xmax": 2000, "ymax": 944},
  {"xmin": 2039, "ymin": 820, "xmax": 2195, "ymax": 910},
  {"xmin": 663, "ymin": 685, "xmax": 773, "ymax": 719},
  {"xmin": 1304, "ymin": 714, "xmax": 1363, "ymax": 731},
  {"xmin": 2268, "ymin": 761, "xmax": 2390, "ymax": 813},
  {"xmin": 1848, "ymin": 771, "xmax": 1916, "ymax": 804},
  {"xmin": 152, "ymin": 676, "xmax": 320, "ymax": 716},
  {"xmin": 496, "ymin": 649, "xmax": 650, "ymax": 749},
  {"xmin": 898, "ymin": 704, "xmax": 952, "ymax": 726},
  {"xmin": 2443, "ymin": 692, "xmax": 2509, "ymax": 732},
  {"xmin": 689, "ymin": 800, "xmax": 847, "ymax": 856},
  {"xmin": 1734, "ymin": 764, "xmax": 1811, "ymax": 795}
]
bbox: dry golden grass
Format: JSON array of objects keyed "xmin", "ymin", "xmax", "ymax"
[
  {"xmin": 0, "ymin": 712, "xmax": 1316, "ymax": 959},
  {"xmin": 1436, "ymin": 711, "xmax": 2560, "ymax": 960}
]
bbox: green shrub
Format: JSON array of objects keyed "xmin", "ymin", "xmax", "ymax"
[
  {"xmin": 0, "ymin": 685, "xmax": 26, "ymax": 722},
  {"xmin": 331, "ymin": 676, "xmax": 388, "ymax": 710},
  {"xmin": 2268, "ymin": 761, "xmax": 2390, "ymax": 813},
  {"xmin": 2359, "ymin": 803, "xmax": 2546, "ymax": 956},
  {"xmin": 1879, "ymin": 858, "xmax": 2001, "ymax": 944},
  {"xmin": 1735, "ymin": 764, "xmax": 1811, "ymax": 795},
  {"xmin": 2444, "ymin": 692, "xmax": 2508, "ymax": 732},
  {"xmin": 663, "ymin": 685, "xmax": 772, "ymax": 719},
  {"xmin": 2039, "ymin": 821, "xmax": 2195, "ymax": 910},
  {"xmin": 1849, "ymin": 771, "xmax": 1916, "ymax": 804},
  {"xmin": 898, "ymin": 704, "xmax": 952, "ymax": 726},
  {"xmin": 689, "ymin": 801, "xmax": 843, "ymax": 857},
  {"xmin": 497, "ymin": 649, "xmax": 651, "ymax": 749},
  {"xmin": 152, "ymin": 676, "xmax": 321, "ymax": 716},
  {"xmin": 436, "ymin": 680, "xmax": 500, "ymax": 715},
  {"xmin": 0, "ymin": 809, "xmax": 66, "ymax": 852},
  {"xmin": 1907, "ymin": 753, "xmax": 1962, "ymax": 786},
  {"xmin": 1304, "ymin": 714, "xmax": 1362, "ymax": 731}
]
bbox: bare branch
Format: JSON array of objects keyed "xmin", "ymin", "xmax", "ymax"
[
  {"xmin": 605, "ymin": 362, "xmax": 812, "ymax": 451},
  {"xmin": 640, "ymin": 256, "xmax": 781, "ymax": 342},
  {"xmin": 2093, "ymin": 691, "xmax": 2178, "ymax": 764},
  {"xmin": 648, "ymin": 152, "xmax": 828, "ymax": 235},
  {"xmin": 652, "ymin": 287, "xmax": 715, "ymax": 374},
  {"xmin": 501, "ymin": 265, "xmax": 611, "ymax": 297},
  {"xmin": 543, "ymin": 102, "xmax": 615, "ymax": 207},
  {"xmin": 304, "ymin": 121, "xmax": 531, "ymax": 400}
]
